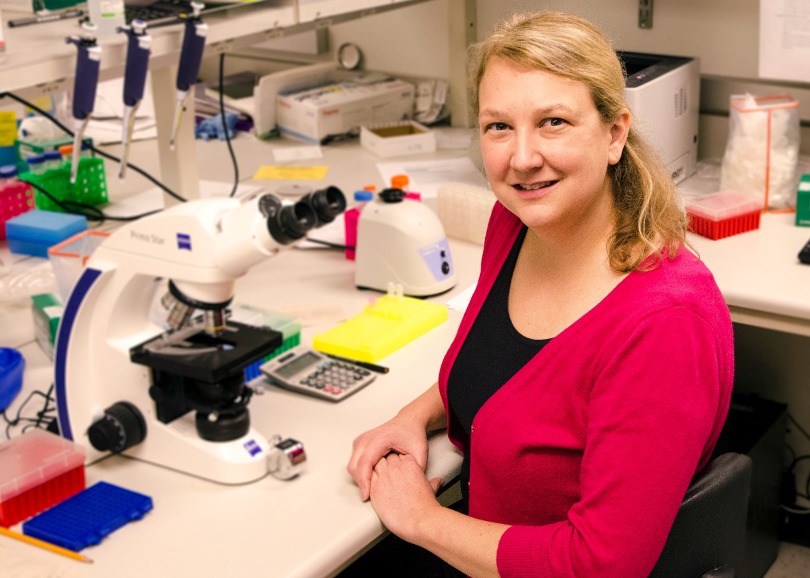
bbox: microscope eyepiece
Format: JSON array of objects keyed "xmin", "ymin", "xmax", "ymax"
[
  {"xmin": 300, "ymin": 186, "xmax": 347, "ymax": 225},
  {"xmin": 260, "ymin": 194, "xmax": 317, "ymax": 244}
]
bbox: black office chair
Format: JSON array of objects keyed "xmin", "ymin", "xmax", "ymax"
[{"xmin": 649, "ymin": 452, "xmax": 753, "ymax": 578}]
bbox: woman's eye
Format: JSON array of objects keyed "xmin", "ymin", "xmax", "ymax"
[
  {"xmin": 543, "ymin": 118, "xmax": 567, "ymax": 128},
  {"xmin": 485, "ymin": 122, "xmax": 510, "ymax": 132}
]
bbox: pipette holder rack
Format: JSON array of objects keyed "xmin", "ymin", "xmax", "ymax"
[{"xmin": 21, "ymin": 157, "xmax": 108, "ymax": 213}]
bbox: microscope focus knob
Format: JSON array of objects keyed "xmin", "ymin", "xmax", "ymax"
[{"xmin": 87, "ymin": 401, "xmax": 147, "ymax": 453}]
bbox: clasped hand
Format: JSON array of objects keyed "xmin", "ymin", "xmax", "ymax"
[{"xmin": 347, "ymin": 418, "xmax": 444, "ymax": 542}]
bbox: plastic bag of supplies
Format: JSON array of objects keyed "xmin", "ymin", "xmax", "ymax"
[{"xmin": 720, "ymin": 93, "xmax": 799, "ymax": 210}]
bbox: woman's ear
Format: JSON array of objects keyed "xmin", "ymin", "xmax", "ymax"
[{"xmin": 608, "ymin": 108, "xmax": 631, "ymax": 165}]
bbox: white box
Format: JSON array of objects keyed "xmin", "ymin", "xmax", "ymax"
[
  {"xmin": 276, "ymin": 74, "xmax": 415, "ymax": 144},
  {"xmin": 360, "ymin": 121, "xmax": 436, "ymax": 158}
]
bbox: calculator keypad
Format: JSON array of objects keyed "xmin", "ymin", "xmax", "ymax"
[
  {"xmin": 260, "ymin": 352, "xmax": 377, "ymax": 402},
  {"xmin": 300, "ymin": 361, "xmax": 372, "ymax": 398}
]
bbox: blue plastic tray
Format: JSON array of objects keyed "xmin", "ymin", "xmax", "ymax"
[
  {"xmin": 22, "ymin": 481, "xmax": 153, "ymax": 551},
  {"xmin": 0, "ymin": 348, "xmax": 24, "ymax": 411}
]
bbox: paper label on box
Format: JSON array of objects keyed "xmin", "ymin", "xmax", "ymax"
[{"xmin": 0, "ymin": 112, "xmax": 16, "ymax": 147}]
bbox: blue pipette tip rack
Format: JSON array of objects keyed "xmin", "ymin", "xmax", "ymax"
[{"xmin": 22, "ymin": 481, "xmax": 153, "ymax": 552}]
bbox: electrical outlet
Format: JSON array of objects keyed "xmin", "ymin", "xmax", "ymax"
[{"xmin": 639, "ymin": 0, "xmax": 653, "ymax": 29}]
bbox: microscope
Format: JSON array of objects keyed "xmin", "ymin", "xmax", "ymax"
[{"xmin": 54, "ymin": 187, "xmax": 346, "ymax": 484}]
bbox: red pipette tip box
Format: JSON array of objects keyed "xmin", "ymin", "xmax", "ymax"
[
  {"xmin": 0, "ymin": 429, "xmax": 86, "ymax": 528},
  {"xmin": 686, "ymin": 190, "xmax": 762, "ymax": 240}
]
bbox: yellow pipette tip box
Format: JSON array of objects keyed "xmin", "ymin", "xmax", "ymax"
[{"xmin": 312, "ymin": 295, "xmax": 448, "ymax": 363}]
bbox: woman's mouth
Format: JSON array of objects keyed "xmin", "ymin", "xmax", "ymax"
[{"xmin": 514, "ymin": 180, "xmax": 557, "ymax": 191}]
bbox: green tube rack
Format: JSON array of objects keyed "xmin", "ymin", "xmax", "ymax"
[{"xmin": 21, "ymin": 158, "xmax": 109, "ymax": 213}]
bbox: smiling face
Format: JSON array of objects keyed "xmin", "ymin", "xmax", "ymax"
[{"xmin": 478, "ymin": 56, "xmax": 629, "ymax": 237}]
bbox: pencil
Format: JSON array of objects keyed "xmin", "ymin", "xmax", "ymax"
[
  {"xmin": 325, "ymin": 353, "xmax": 389, "ymax": 374},
  {"xmin": 0, "ymin": 526, "xmax": 93, "ymax": 564}
]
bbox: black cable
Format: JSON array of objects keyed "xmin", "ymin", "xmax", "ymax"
[
  {"xmin": 19, "ymin": 177, "xmax": 161, "ymax": 225},
  {"xmin": 218, "ymin": 52, "xmax": 240, "ymax": 198},
  {"xmin": 1, "ymin": 385, "xmax": 56, "ymax": 440},
  {"xmin": 305, "ymin": 238, "xmax": 349, "ymax": 250}
]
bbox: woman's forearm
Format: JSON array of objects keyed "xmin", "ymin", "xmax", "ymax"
[{"xmin": 396, "ymin": 382, "xmax": 447, "ymax": 433}]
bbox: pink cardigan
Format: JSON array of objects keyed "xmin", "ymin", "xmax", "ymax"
[{"xmin": 438, "ymin": 202, "xmax": 734, "ymax": 578}]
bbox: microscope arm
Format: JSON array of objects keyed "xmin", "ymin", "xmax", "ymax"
[{"xmin": 155, "ymin": 188, "xmax": 346, "ymax": 332}]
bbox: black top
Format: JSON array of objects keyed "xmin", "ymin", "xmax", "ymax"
[{"xmin": 446, "ymin": 226, "xmax": 549, "ymax": 511}]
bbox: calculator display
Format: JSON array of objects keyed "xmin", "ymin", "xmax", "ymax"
[{"xmin": 276, "ymin": 351, "xmax": 320, "ymax": 378}]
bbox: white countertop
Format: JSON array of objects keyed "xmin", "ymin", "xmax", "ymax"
[{"xmin": 686, "ymin": 211, "xmax": 810, "ymax": 335}]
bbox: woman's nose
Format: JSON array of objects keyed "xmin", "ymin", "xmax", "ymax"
[{"xmin": 510, "ymin": 131, "xmax": 544, "ymax": 173}]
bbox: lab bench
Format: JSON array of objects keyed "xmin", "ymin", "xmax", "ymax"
[{"xmin": 3, "ymin": 127, "xmax": 810, "ymax": 576}]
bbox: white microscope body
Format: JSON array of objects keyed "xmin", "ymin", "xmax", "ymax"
[{"xmin": 54, "ymin": 189, "xmax": 344, "ymax": 484}]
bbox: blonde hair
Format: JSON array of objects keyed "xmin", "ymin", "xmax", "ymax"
[{"xmin": 468, "ymin": 11, "xmax": 688, "ymax": 272}]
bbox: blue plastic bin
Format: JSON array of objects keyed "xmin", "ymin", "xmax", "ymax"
[{"xmin": 5, "ymin": 210, "xmax": 88, "ymax": 258}]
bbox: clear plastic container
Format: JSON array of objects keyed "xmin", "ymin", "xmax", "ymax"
[
  {"xmin": 0, "ymin": 429, "xmax": 86, "ymax": 527},
  {"xmin": 437, "ymin": 182, "xmax": 496, "ymax": 245},
  {"xmin": 86, "ymin": 0, "xmax": 126, "ymax": 37},
  {"xmin": 26, "ymin": 154, "xmax": 46, "ymax": 175},
  {"xmin": 43, "ymin": 150, "xmax": 63, "ymax": 171},
  {"xmin": 48, "ymin": 230, "xmax": 110, "ymax": 302}
]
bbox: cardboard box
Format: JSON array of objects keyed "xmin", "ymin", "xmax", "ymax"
[
  {"xmin": 277, "ymin": 74, "xmax": 415, "ymax": 144},
  {"xmin": 795, "ymin": 174, "xmax": 810, "ymax": 227},
  {"xmin": 31, "ymin": 293, "xmax": 62, "ymax": 360},
  {"xmin": 360, "ymin": 121, "xmax": 436, "ymax": 158}
]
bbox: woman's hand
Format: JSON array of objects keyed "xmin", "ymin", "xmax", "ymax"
[
  {"xmin": 369, "ymin": 451, "xmax": 444, "ymax": 542},
  {"xmin": 347, "ymin": 416, "xmax": 429, "ymax": 502},
  {"xmin": 348, "ymin": 383, "xmax": 447, "ymax": 501}
]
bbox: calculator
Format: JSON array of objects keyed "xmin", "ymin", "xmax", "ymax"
[{"xmin": 259, "ymin": 346, "xmax": 376, "ymax": 402}]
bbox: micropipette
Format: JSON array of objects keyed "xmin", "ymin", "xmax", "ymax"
[
  {"xmin": 66, "ymin": 24, "xmax": 102, "ymax": 184},
  {"xmin": 118, "ymin": 19, "xmax": 152, "ymax": 179},
  {"xmin": 169, "ymin": 2, "xmax": 208, "ymax": 150}
]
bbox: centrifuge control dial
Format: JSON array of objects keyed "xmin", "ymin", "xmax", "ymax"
[{"xmin": 87, "ymin": 401, "xmax": 147, "ymax": 453}]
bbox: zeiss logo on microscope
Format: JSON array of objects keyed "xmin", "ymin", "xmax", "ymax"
[
  {"xmin": 244, "ymin": 440, "xmax": 263, "ymax": 456},
  {"xmin": 176, "ymin": 233, "xmax": 192, "ymax": 251}
]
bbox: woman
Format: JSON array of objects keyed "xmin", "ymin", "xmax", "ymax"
[{"xmin": 346, "ymin": 11, "xmax": 733, "ymax": 578}]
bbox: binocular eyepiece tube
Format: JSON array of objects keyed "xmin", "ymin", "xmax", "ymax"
[{"xmin": 263, "ymin": 186, "xmax": 347, "ymax": 245}]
